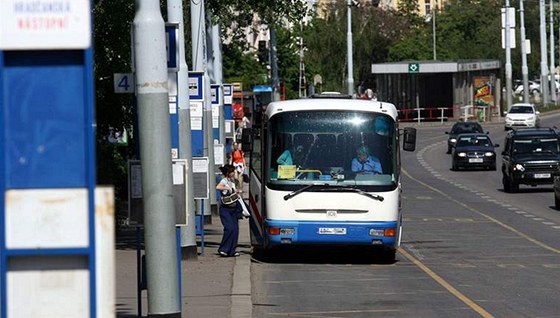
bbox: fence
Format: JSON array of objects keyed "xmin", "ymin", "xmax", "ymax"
[{"xmin": 398, "ymin": 105, "xmax": 493, "ymax": 123}]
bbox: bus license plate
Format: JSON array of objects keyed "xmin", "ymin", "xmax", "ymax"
[
  {"xmin": 534, "ymin": 173, "xmax": 551, "ymax": 178},
  {"xmin": 318, "ymin": 227, "xmax": 346, "ymax": 235}
]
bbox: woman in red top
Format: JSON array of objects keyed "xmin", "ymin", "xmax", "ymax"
[{"xmin": 230, "ymin": 142, "xmax": 246, "ymax": 189}]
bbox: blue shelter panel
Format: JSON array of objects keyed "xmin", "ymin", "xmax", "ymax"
[
  {"xmin": 170, "ymin": 112, "xmax": 179, "ymax": 153},
  {"xmin": 3, "ymin": 51, "xmax": 87, "ymax": 188},
  {"xmin": 192, "ymin": 131, "xmax": 204, "ymax": 157}
]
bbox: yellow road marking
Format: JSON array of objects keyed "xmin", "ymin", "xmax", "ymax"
[
  {"xmin": 399, "ymin": 248, "xmax": 495, "ymax": 318},
  {"xmin": 402, "ymin": 168, "xmax": 560, "ymax": 255},
  {"xmin": 400, "ymin": 166, "xmax": 560, "ymax": 318}
]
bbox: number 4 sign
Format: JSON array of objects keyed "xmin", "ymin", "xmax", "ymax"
[{"xmin": 114, "ymin": 73, "xmax": 135, "ymax": 93}]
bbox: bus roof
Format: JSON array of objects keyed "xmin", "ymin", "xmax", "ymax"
[{"xmin": 265, "ymin": 98, "xmax": 399, "ymax": 121}]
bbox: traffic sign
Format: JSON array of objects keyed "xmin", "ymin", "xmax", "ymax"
[
  {"xmin": 114, "ymin": 73, "xmax": 135, "ymax": 93},
  {"xmin": 408, "ymin": 63, "xmax": 419, "ymax": 73}
]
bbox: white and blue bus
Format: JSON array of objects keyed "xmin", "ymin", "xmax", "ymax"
[{"xmin": 243, "ymin": 94, "xmax": 416, "ymax": 261}]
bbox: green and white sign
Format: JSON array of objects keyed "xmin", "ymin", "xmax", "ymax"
[{"xmin": 408, "ymin": 63, "xmax": 419, "ymax": 73}]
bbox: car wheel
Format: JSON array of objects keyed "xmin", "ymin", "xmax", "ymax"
[
  {"xmin": 555, "ymin": 195, "xmax": 560, "ymax": 210},
  {"xmin": 452, "ymin": 162, "xmax": 458, "ymax": 171},
  {"xmin": 447, "ymin": 147, "xmax": 451, "ymax": 154},
  {"xmin": 489, "ymin": 164, "xmax": 496, "ymax": 171},
  {"xmin": 503, "ymin": 176, "xmax": 511, "ymax": 193},
  {"xmin": 511, "ymin": 179, "xmax": 519, "ymax": 192}
]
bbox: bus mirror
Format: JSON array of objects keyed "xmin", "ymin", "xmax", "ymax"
[
  {"xmin": 241, "ymin": 128, "xmax": 253, "ymax": 152},
  {"xmin": 403, "ymin": 127, "xmax": 416, "ymax": 152}
]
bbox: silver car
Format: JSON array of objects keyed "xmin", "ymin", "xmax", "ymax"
[{"xmin": 504, "ymin": 103, "xmax": 540, "ymax": 130}]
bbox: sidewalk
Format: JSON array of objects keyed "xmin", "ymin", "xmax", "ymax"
[{"xmin": 115, "ymin": 210, "xmax": 252, "ymax": 318}]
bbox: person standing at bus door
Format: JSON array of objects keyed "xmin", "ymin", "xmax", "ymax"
[
  {"xmin": 242, "ymin": 113, "xmax": 251, "ymax": 129},
  {"xmin": 216, "ymin": 164, "xmax": 242, "ymax": 257},
  {"xmin": 351, "ymin": 145, "xmax": 382, "ymax": 174},
  {"xmin": 235, "ymin": 120, "xmax": 243, "ymax": 143},
  {"xmin": 277, "ymin": 145, "xmax": 304, "ymax": 166},
  {"xmin": 230, "ymin": 142, "xmax": 246, "ymax": 189}
]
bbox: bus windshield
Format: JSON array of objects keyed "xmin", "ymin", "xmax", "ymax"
[{"xmin": 266, "ymin": 110, "xmax": 398, "ymax": 190}]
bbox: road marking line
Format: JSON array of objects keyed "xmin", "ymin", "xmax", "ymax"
[
  {"xmin": 399, "ymin": 248, "xmax": 495, "ymax": 318},
  {"xmin": 402, "ymin": 168, "xmax": 560, "ymax": 255}
]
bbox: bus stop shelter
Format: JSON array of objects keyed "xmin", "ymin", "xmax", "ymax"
[{"xmin": 371, "ymin": 60, "xmax": 502, "ymax": 122}]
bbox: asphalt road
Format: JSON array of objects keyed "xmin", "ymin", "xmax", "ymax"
[{"xmin": 249, "ymin": 115, "xmax": 560, "ymax": 318}]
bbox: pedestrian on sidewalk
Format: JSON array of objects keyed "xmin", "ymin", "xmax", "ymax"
[
  {"xmin": 230, "ymin": 142, "xmax": 246, "ymax": 190},
  {"xmin": 216, "ymin": 164, "xmax": 243, "ymax": 257}
]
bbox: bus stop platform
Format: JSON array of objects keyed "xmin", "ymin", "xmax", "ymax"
[{"xmin": 115, "ymin": 209, "xmax": 253, "ymax": 318}]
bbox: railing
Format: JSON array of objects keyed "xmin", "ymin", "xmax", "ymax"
[
  {"xmin": 398, "ymin": 107, "xmax": 452, "ymax": 123},
  {"xmin": 397, "ymin": 105, "xmax": 493, "ymax": 123}
]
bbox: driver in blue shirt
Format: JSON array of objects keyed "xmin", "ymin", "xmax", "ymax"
[{"xmin": 351, "ymin": 145, "xmax": 382, "ymax": 174}]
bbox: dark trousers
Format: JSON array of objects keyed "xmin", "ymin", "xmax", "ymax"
[{"xmin": 218, "ymin": 203, "xmax": 240, "ymax": 256}]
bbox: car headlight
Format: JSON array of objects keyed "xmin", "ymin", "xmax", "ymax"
[
  {"xmin": 484, "ymin": 152, "xmax": 494, "ymax": 156},
  {"xmin": 457, "ymin": 152, "xmax": 467, "ymax": 157},
  {"xmin": 514, "ymin": 163, "xmax": 525, "ymax": 171},
  {"xmin": 505, "ymin": 116, "xmax": 512, "ymax": 122},
  {"xmin": 450, "ymin": 138, "xmax": 457, "ymax": 143}
]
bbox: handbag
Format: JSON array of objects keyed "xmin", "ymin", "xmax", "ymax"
[{"xmin": 221, "ymin": 192, "xmax": 240, "ymax": 208}]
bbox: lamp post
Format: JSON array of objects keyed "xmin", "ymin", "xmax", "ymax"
[
  {"xmin": 432, "ymin": 0, "xmax": 437, "ymax": 61},
  {"xmin": 347, "ymin": 0, "xmax": 354, "ymax": 96},
  {"xmin": 520, "ymin": 0, "xmax": 530, "ymax": 103}
]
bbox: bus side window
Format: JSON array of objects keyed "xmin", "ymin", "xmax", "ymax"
[
  {"xmin": 293, "ymin": 133, "xmax": 314, "ymax": 166},
  {"xmin": 339, "ymin": 133, "xmax": 357, "ymax": 171},
  {"xmin": 311, "ymin": 134, "xmax": 337, "ymax": 168},
  {"xmin": 272, "ymin": 133, "xmax": 292, "ymax": 167}
]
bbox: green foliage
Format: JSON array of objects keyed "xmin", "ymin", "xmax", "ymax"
[
  {"xmin": 222, "ymin": 43, "xmax": 268, "ymax": 88},
  {"xmin": 93, "ymin": 0, "xmax": 136, "ymax": 206},
  {"xmin": 303, "ymin": 2, "xmax": 406, "ymax": 93},
  {"xmin": 388, "ymin": 0, "xmax": 503, "ymax": 63}
]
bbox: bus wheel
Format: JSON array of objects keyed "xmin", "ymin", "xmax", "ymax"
[
  {"xmin": 252, "ymin": 246, "xmax": 272, "ymax": 263},
  {"xmin": 380, "ymin": 249, "xmax": 396, "ymax": 264}
]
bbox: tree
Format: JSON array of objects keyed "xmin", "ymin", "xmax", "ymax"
[
  {"xmin": 303, "ymin": 2, "xmax": 407, "ymax": 93},
  {"xmin": 93, "ymin": 1, "xmax": 308, "ymax": 205}
]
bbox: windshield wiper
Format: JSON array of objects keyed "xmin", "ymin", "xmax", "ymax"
[
  {"xmin": 283, "ymin": 183, "xmax": 328, "ymax": 201},
  {"xmin": 283, "ymin": 184, "xmax": 384, "ymax": 202},
  {"xmin": 327, "ymin": 186, "xmax": 384, "ymax": 202}
]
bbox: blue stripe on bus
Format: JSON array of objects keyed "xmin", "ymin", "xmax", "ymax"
[{"xmin": 264, "ymin": 220, "xmax": 398, "ymax": 247}]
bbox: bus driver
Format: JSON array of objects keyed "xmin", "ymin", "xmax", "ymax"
[{"xmin": 351, "ymin": 145, "xmax": 382, "ymax": 174}]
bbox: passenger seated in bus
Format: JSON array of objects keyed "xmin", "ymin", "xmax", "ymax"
[
  {"xmin": 351, "ymin": 145, "xmax": 383, "ymax": 174},
  {"xmin": 277, "ymin": 145, "xmax": 304, "ymax": 166}
]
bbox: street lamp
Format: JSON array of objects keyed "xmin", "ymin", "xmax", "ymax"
[
  {"xmin": 432, "ymin": 0, "xmax": 436, "ymax": 60},
  {"xmin": 347, "ymin": 0, "xmax": 355, "ymax": 96}
]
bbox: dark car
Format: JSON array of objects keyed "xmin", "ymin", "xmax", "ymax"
[
  {"xmin": 445, "ymin": 121, "xmax": 485, "ymax": 154},
  {"xmin": 501, "ymin": 128, "xmax": 560, "ymax": 193},
  {"xmin": 451, "ymin": 133, "xmax": 499, "ymax": 171}
]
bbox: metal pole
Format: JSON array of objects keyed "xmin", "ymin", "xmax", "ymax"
[
  {"xmin": 211, "ymin": 24, "xmax": 226, "ymax": 147},
  {"xmin": 520, "ymin": 0, "xmax": 530, "ymax": 103},
  {"xmin": 133, "ymin": 1, "xmax": 180, "ymax": 316},
  {"xmin": 550, "ymin": 0, "xmax": 557, "ymax": 102},
  {"xmin": 191, "ymin": 0, "xmax": 215, "ymax": 219},
  {"xmin": 347, "ymin": 0, "xmax": 354, "ymax": 96},
  {"xmin": 168, "ymin": 0, "xmax": 196, "ymax": 261},
  {"xmin": 432, "ymin": 0, "xmax": 437, "ymax": 61},
  {"xmin": 271, "ymin": 28, "xmax": 281, "ymax": 101},
  {"xmin": 505, "ymin": 1, "xmax": 513, "ymax": 110},
  {"xmin": 540, "ymin": 0, "xmax": 550, "ymax": 105}
]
